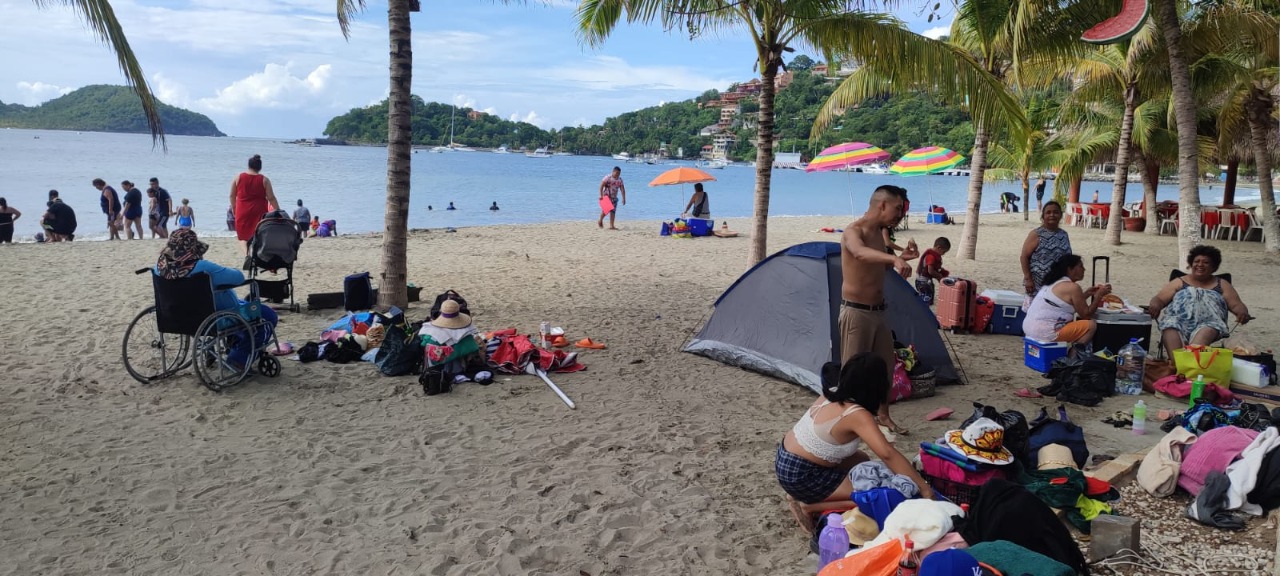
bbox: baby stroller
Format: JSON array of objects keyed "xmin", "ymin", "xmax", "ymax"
[{"xmin": 249, "ymin": 209, "xmax": 303, "ymax": 312}]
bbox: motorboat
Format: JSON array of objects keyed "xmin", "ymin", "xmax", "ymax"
[
  {"xmin": 612, "ymin": 152, "xmax": 632, "ymax": 161},
  {"xmin": 525, "ymin": 147, "xmax": 552, "ymax": 158},
  {"xmin": 859, "ymin": 163, "xmax": 891, "ymax": 175},
  {"xmin": 697, "ymin": 158, "xmax": 730, "ymax": 169},
  {"xmin": 494, "ymin": 145, "xmax": 510, "ymax": 154}
]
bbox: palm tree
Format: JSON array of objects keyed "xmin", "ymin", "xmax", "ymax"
[
  {"xmin": 33, "ymin": 0, "xmax": 164, "ymax": 145},
  {"xmin": 1153, "ymin": 0, "xmax": 1204, "ymax": 260},
  {"xmin": 338, "ymin": 0, "xmax": 417, "ymax": 307},
  {"xmin": 985, "ymin": 88, "xmax": 1059, "ymax": 221},
  {"xmin": 578, "ymin": 1, "xmax": 976, "ymax": 264}
]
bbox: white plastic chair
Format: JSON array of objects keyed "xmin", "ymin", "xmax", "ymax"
[
  {"xmin": 1159, "ymin": 211, "xmax": 1178, "ymax": 235},
  {"xmin": 1242, "ymin": 211, "xmax": 1265, "ymax": 242},
  {"xmin": 1065, "ymin": 202, "xmax": 1084, "ymax": 227}
]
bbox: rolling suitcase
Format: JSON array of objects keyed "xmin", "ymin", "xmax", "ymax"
[
  {"xmin": 1091, "ymin": 255, "xmax": 1153, "ymax": 354},
  {"xmin": 936, "ymin": 277, "xmax": 977, "ymax": 332}
]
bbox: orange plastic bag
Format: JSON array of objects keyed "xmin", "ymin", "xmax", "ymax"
[{"xmin": 818, "ymin": 539, "xmax": 903, "ymax": 576}]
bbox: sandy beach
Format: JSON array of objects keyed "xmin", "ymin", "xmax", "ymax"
[{"xmin": 1, "ymin": 212, "xmax": 1277, "ymax": 575}]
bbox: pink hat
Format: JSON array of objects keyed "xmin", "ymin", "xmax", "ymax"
[{"xmin": 1178, "ymin": 426, "xmax": 1259, "ymax": 496}]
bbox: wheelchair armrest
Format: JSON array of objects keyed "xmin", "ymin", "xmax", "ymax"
[
  {"xmin": 214, "ymin": 280, "xmax": 255, "ymax": 291},
  {"xmin": 135, "ymin": 267, "xmax": 153, "ymax": 275}
]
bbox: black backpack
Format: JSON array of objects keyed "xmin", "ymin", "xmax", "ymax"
[
  {"xmin": 429, "ymin": 289, "xmax": 470, "ymax": 320},
  {"xmin": 344, "ymin": 272, "xmax": 374, "ymax": 311},
  {"xmin": 374, "ymin": 323, "xmax": 424, "ymax": 376}
]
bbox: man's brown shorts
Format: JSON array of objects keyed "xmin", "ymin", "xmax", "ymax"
[{"xmin": 838, "ymin": 305, "xmax": 895, "ymax": 376}]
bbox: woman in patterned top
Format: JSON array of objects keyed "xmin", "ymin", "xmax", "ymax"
[{"xmin": 1020, "ymin": 201, "xmax": 1072, "ymax": 296}]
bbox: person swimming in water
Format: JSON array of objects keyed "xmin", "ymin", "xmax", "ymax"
[
  {"xmin": 490, "ymin": 201, "xmax": 499, "ymax": 211},
  {"xmin": 447, "ymin": 202, "xmax": 457, "ymax": 211}
]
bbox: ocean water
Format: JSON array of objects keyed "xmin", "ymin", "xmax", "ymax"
[{"xmin": 0, "ymin": 128, "xmax": 1229, "ymax": 241}]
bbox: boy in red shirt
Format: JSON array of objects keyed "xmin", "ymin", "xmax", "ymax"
[{"xmin": 915, "ymin": 237, "xmax": 951, "ymax": 304}]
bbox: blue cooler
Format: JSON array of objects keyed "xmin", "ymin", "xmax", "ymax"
[
  {"xmin": 1024, "ymin": 338, "xmax": 1069, "ymax": 373},
  {"xmin": 926, "ymin": 213, "xmax": 946, "ymax": 224},
  {"xmin": 982, "ymin": 289, "xmax": 1026, "ymax": 335},
  {"xmin": 687, "ymin": 218, "xmax": 714, "ymax": 237}
]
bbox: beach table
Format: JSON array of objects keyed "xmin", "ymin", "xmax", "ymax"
[{"xmin": 1083, "ymin": 203, "xmax": 1109, "ymax": 228}]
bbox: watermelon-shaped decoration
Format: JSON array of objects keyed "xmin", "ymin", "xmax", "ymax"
[{"xmin": 1081, "ymin": 0, "xmax": 1150, "ymax": 44}]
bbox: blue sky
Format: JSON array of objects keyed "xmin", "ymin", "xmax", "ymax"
[{"xmin": 0, "ymin": 1, "xmax": 952, "ymax": 138}]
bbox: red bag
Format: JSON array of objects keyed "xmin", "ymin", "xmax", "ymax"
[{"xmin": 971, "ymin": 296, "xmax": 995, "ymax": 333}]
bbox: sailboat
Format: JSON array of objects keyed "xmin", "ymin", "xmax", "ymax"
[{"xmin": 432, "ymin": 105, "xmax": 477, "ymax": 152}]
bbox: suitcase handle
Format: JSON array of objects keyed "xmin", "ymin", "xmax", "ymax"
[{"xmin": 1092, "ymin": 256, "xmax": 1110, "ymax": 286}]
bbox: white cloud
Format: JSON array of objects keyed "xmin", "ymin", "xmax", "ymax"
[
  {"xmin": 508, "ymin": 110, "xmax": 547, "ymax": 127},
  {"xmin": 196, "ymin": 63, "xmax": 333, "ymax": 114},
  {"xmin": 922, "ymin": 24, "xmax": 951, "ymax": 39},
  {"xmin": 13, "ymin": 81, "xmax": 72, "ymax": 105},
  {"xmin": 546, "ymin": 55, "xmax": 734, "ymax": 93},
  {"xmin": 151, "ymin": 73, "xmax": 190, "ymax": 107}
]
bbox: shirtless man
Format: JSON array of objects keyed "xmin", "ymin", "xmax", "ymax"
[{"xmin": 840, "ymin": 185, "xmax": 917, "ymax": 435}]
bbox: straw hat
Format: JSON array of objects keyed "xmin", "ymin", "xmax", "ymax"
[
  {"xmin": 1037, "ymin": 444, "xmax": 1079, "ymax": 471},
  {"xmin": 944, "ymin": 417, "xmax": 1014, "ymax": 465},
  {"xmin": 840, "ymin": 508, "xmax": 881, "ymax": 546},
  {"xmin": 430, "ymin": 299, "xmax": 472, "ymax": 329}
]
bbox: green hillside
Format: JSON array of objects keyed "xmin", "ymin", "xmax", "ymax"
[
  {"xmin": 0, "ymin": 85, "xmax": 224, "ymax": 136},
  {"xmin": 323, "ymin": 69, "xmax": 975, "ymax": 160}
]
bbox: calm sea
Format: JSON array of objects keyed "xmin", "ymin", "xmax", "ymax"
[{"xmin": 0, "ymin": 128, "xmax": 1227, "ymax": 241}]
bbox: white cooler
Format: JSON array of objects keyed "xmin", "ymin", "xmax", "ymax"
[{"xmin": 1233, "ymin": 358, "xmax": 1271, "ymax": 388}]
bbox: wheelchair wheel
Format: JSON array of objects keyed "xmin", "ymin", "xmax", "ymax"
[
  {"xmin": 258, "ymin": 356, "xmax": 281, "ymax": 378},
  {"xmin": 192, "ymin": 310, "xmax": 254, "ymax": 392},
  {"xmin": 122, "ymin": 306, "xmax": 192, "ymax": 384}
]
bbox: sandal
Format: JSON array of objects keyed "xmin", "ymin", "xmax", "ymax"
[
  {"xmin": 875, "ymin": 417, "xmax": 910, "ymax": 436},
  {"xmin": 787, "ymin": 495, "xmax": 817, "ymax": 535},
  {"xmin": 551, "ymin": 335, "xmax": 570, "ymax": 348},
  {"xmin": 575, "ymin": 338, "xmax": 607, "ymax": 350},
  {"xmin": 1014, "ymin": 387, "xmax": 1044, "ymax": 399}
]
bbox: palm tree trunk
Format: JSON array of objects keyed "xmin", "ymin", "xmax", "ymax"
[
  {"xmin": 1155, "ymin": 0, "xmax": 1202, "ymax": 260},
  {"xmin": 1246, "ymin": 90, "xmax": 1280, "ymax": 252},
  {"xmin": 1069, "ymin": 177, "xmax": 1081, "ymax": 204},
  {"xmin": 1141, "ymin": 156, "xmax": 1160, "ymax": 233},
  {"xmin": 377, "ymin": 0, "xmax": 413, "ymax": 309},
  {"xmin": 1222, "ymin": 159, "xmax": 1238, "ymax": 205},
  {"xmin": 748, "ymin": 62, "xmax": 780, "ymax": 265},
  {"xmin": 1105, "ymin": 90, "xmax": 1137, "ymax": 245},
  {"xmin": 1022, "ymin": 170, "xmax": 1030, "ymax": 221},
  {"xmin": 958, "ymin": 123, "xmax": 989, "ymax": 260}
]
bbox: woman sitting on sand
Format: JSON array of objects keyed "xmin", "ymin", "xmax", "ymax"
[
  {"xmin": 154, "ymin": 229, "xmax": 278, "ymax": 369},
  {"xmin": 1022, "ymin": 254, "xmax": 1111, "ymax": 354},
  {"xmin": 776, "ymin": 353, "xmax": 934, "ymax": 509},
  {"xmin": 1148, "ymin": 245, "xmax": 1252, "ymax": 358}
]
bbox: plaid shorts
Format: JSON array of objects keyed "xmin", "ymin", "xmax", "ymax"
[{"xmin": 775, "ymin": 444, "xmax": 846, "ymax": 504}]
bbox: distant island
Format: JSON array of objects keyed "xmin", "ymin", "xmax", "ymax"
[
  {"xmin": 0, "ymin": 85, "xmax": 225, "ymax": 137},
  {"xmin": 322, "ymin": 67, "xmax": 974, "ymax": 161}
]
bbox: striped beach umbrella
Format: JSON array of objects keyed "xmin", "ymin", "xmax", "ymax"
[
  {"xmin": 804, "ymin": 142, "xmax": 890, "ymax": 173},
  {"xmin": 890, "ymin": 146, "xmax": 965, "ymax": 176}
]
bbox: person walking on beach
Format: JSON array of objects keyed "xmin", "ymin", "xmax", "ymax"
[
  {"xmin": 292, "ymin": 199, "xmax": 311, "ymax": 239},
  {"xmin": 839, "ymin": 184, "xmax": 916, "ymax": 436},
  {"xmin": 175, "ymin": 199, "xmax": 195, "ymax": 229},
  {"xmin": 598, "ymin": 166, "xmax": 626, "ymax": 229},
  {"xmin": 230, "ymin": 154, "xmax": 280, "ymax": 262},
  {"xmin": 146, "ymin": 187, "xmax": 161, "ymax": 238},
  {"xmin": 93, "ymin": 178, "xmax": 122, "ymax": 240},
  {"xmin": 1034, "ymin": 177, "xmax": 1047, "ymax": 212},
  {"xmin": 0, "ymin": 198, "xmax": 20, "ymax": 244},
  {"xmin": 119, "ymin": 180, "xmax": 145, "ymax": 240},
  {"xmin": 148, "ymin": 177, "xmax": 172, "ymax": 238}
]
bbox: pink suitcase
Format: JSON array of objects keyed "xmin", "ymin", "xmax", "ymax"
[{"xmin": 936, "ymin": 277, "xmax": 977, "ymax": 332}]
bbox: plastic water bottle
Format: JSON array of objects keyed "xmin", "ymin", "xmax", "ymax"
[
  {"xmin": 1132, "ymin": 400, "xmax": 1146, "ymax": 435},
  {"xmin": 817, "ymin": 513, "xmax": 849, "ymax": 572},
  {"xmin": 1190, "ymin": 375, "xmax": 1206, "ymax": 407},
  {"xmin": 1114, "ymin": 338, "xmax": 1146, "ymax": 395}
]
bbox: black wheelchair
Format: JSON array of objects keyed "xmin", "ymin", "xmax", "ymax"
[{"xmin": 122, "ymin": 268, "xmax": 281, "ymax": 391}]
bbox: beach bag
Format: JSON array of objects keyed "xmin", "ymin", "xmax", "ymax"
[
  {"xmin": 851, "ymin": 487, "xmax": 906, "ymax": 530},
  {"xmin": 960, "ymin": 403, "xmax": 1030, "ymax": 465},
  {"xmin": 817, "ymin": 539, "xmax": 901, "ymax": 576},
  {"xmin": 429, "ymin": 289, "xmax": 471, "ymax": 320},
  {"xmin": 1028, "ymin": 406, "xmax": 1088, "ymax": 469},
  {"xmin": 343, "ymin": 272, "xmax": 374, "ymax": 311},
  {"xmin": 888, "ymin": 359, "xmax": 913, "ymax": 403},
  {"xmin": 1039, "ymin": 356, "xmax": 1116, "ymax": 407},
  {"xmin": 374, "ymin": 324, "xmax": 423, "ymax": 376},
  {"xmin": 1143, "ymin": 358, "xmax": 1175, "ymax": 391},
  {"xmin": 419, "ymin": 365, "xmax": 454, "ymax": 396},
  {"xmin": 323, "ymin": 335, "xmax": 365, "ymax": 364},
  {"xmin": 1173, "ymin": 345, "xmax": 1233, "ymax": 385}
]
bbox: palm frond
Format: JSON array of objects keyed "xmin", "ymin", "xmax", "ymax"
[{"xmin": 336, "ymin": 0, "xmax": 368, "ymax": 39}]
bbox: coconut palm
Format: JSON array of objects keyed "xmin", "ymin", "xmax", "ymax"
[
  {"xmin": 338, "ymin": 0, "xmax": 417, "ymax": 307},
  {"xmin": 1153, "ymin": 0, "xmax": 1205, "ymax": 259},
  {"xmin": 1190, "ymin": 5, "xmax": 1280, "ymax": 250},
  {"xmin": 33, "ymin": 0, "xmax": 163, "ymax": 145},
  {"xmin": 984, "ymin": 90, "xmax": 1058, "ymax": 221},
  {"xmin": 578, "ymin": 0, "xmax": 1018, "ymax": 264}
]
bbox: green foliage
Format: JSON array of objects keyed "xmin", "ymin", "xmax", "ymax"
[
  {"xmin": 322, "ymin": 68, "xmax": 976, "ymax": 159},
  {"xmin": 0, "ymin": 85, "xmax": 222, "ymax": 136}
]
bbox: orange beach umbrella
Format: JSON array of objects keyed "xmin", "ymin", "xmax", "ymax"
[{"xmin": 649, "ymin": 166, "xmax": 717, "ymax": 208}]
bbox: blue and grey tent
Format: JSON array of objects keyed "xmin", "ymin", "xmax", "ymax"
[{"xmin": 684, "ymin": 241, "xmax": 960, "ymax": 393}]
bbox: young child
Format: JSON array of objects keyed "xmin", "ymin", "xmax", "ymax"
[{"xmin": 915, "ymin": 237, "xmax": 951, "ymax": 305}]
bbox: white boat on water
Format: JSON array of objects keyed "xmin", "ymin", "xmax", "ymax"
[
  {"xmin": 859, "ymin": 163, "xmax": 891, "ymax": 175},
  {"xmin": 697, "ymin": 158, "xmax": 730, "ymax": 169},
  {"xmin": 429, "ymin": 146, "xmax": 450, "ymax": 153},
  {"xmin": 525, "ymin": 147, "xmax": 551, "ymax": 158},
  {"xmin": 297, "ymin": 139, "xmax": 319, "ymax": 147},
  {"xmin": 494, "ymin": 145, "xmax": 510, "ymax": 154},
  {"xmin": 553, "ymin": 151, "xmax": 573, "ymax": 157},
  {"xmin": 612, "ymin": 152, "xmax": 631, "ymax": 161}
]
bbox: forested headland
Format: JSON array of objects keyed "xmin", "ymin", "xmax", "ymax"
[
  {"xmin": 322, "ymin": 68, "xmax": 974, "ymax": 160},
  {"xmin": 0, "ymin": 85, "xmax": 224, "ymax": 137}
]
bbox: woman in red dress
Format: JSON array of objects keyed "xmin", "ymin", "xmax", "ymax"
[{"xmin": 229, "ymin": 154, "xmax": 280, "ymax": 259}]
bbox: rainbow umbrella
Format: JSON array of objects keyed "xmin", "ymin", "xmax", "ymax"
[
  {"xmin": 890, "ymin": 146, "xmax": 965, "ymax": 176},
  {"xmin": 805, "ymin": 142, "xmax": 890, "ymax": 173}
]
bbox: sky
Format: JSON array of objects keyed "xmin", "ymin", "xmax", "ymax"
[{"xmin": 0, "ymin": 0, "xmax": 952, "ymax": 138}]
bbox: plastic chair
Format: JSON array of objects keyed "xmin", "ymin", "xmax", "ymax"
[
  {"xmin": 1242, "ymin": 211, "xmax": 1265, "ymax": 242},
  {"xmin": 1159, "ymin": 211, "xmax": 1179, "ymax": 235},
  {"xmin": 1065, "ymin": 202, "xmax": 1084, "ymax": 227}
]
